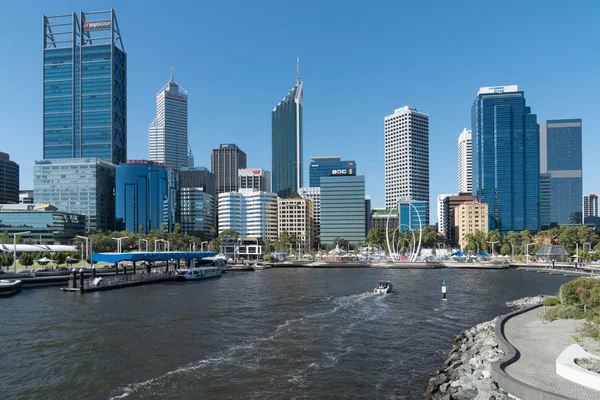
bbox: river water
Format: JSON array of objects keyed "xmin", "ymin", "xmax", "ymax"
[{"xmin": 0, "ymin": 268, "xmax": 573, "ymax": 399}]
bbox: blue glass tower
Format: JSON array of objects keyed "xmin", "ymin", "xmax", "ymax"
[
  {"xmin": 540, "ymin": 119, "xmax": 582, "ymax": 225},
  {"xmin": 472, "ymin": 86, "xmax": 539, "ymax": 234},
  {"xmin": 309, "ymin": 157, "xmax": 356, "ymax": 187},
  {"xmin": 43, "ymin": 10, "xmax": 126, "ymax": 164}
]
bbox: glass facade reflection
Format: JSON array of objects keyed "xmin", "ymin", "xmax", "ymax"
[
  {"xmin": 399, "ymin": 201, "xmax": 427, "ymax": 232},
  {"xmin": 309, "ymin": 157, "xmax": 356, "ymax": 187},
  {"xmin": 33, "ymin": 158, "xmax": 115, "ymax": 232},
  {"xmin": 540, "ymin": 119, "xmax": 582, "ymax": 225},
  {"xmin": 0, "ymin": 152, "xmax": 19, "ymax": 204},
  {"xmin": 272, "ymin": 82, "xmax": 303, "ymax": 198},
  {"xmin": 43, "ymin": 11, "xmax": 126, "ymax": 164},
  {"xmin": 0, "ymin": 204, "xmax": 85, "ymax": 243},
  {"xmin": 472, "ymin": 86, "xmax": 539, "ymax": 234},
  {"xmin": 320, "ymin": 175, "xmax": 365, "ymax": 246}
]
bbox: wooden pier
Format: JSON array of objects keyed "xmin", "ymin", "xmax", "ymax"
[{"xmin": 61, "ymin": 272, "xmax": 173, "ymax": 293}]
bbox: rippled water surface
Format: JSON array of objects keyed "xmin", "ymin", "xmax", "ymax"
[{"xmin": 0, "ymin": 268, "xmax": 573, "ymax": 399}]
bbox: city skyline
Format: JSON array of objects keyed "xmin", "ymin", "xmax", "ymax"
[{"xmin": 2, "ymin": 1, "xmax": 599, "ymax": 223}]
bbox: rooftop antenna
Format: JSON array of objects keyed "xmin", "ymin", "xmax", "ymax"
[
  {"xmin": 170, "ymin": 67, "xmax": 174, "ymax": 82},
  {"xmin": 296, "ymin": 56, "xmax": 300, "ymax": 84}
]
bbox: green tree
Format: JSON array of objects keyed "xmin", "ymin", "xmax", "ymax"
[
  {"xmin": 1, "ymin": 253, "xmax": 14, "ymax": 271},
  {"xmin": 160, "ymin": 223, "xmax": 168, "ymax": 233},
  {"xmin": 419, "ymin": 225, "xmax": 439, "ymax": 249},
  {"xmin": 208, "ymin": 238, "xmax": 220, "ymax": 252},
  {"xmin": 275, "ymin": 231, "xmax": 296, "ymax": 252},
  {"xmin": 464, "ymin": 229, "xmax": 487, "ymax": 254},
  {"xmin": 19, "ymin": 253, "xmax": 34, "ymax": 268},
  {"xmin": 365, "ymin": 229, "xmax": 385, "ymax": 250},
  {"xmin": 500, "ymin": 244, "xmax": 511, "ymax": 256},
  {"xmin": 173, "ymin": 223, "xmax": 182, "ymax": 234},
  {"xmin": 52, "ymin": 252, "xmax": 67, "ymax": 266},
  {"xmin": 138, "ymin": 224, "xmax": 145, "ymax": 233},
  {"xmin": 219, "ymin": 229, "xmax": 239, "ymax": 240},
  {"xmin": 0, "ymin": 231, "xmax": 10, "ymax": 244}
]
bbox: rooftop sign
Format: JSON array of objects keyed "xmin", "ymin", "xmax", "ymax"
[
  {"xmin": 126, "ymin": 160, "xmax": 170, "ymax": 168},
  {"xmin": 83, "ymin": 20, "xmax": 111, "ymax": 31},
  {"xmin": 477, "ymin": 85, "xmax": 519, "ymax": 95}
]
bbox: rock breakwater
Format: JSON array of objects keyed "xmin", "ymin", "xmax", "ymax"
[
  {"xmin": 425, "ymin": 318, "xmax": 509, "ymax": 399},
  {"xmin": 505, "ymin": 295, "xmax": 545, "ymax": 311}
]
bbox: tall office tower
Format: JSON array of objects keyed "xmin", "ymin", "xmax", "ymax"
[
  {"xmin": 299, "ymin": 186, "xmax": 321, "ymax": 243},
  {"xmin": 34, "ymin": 158, "xmax": 115, "ymax": 231},
  {"xmin": 178, "ymin": 167, "xmax": 216, "ymax": 198},
  {"xmin": 384, "ymin": 106, "xmax": 430, "ymax": 225},
  {"xmin": 365, "ymin": 196, "xmax": 371, "ymax": 235},
  {"xmin": 540, "ymin": 173, "xmax": 552, "ymax": 229},
  {"xmin": 583, "ymin": 194, "xmax": 599, "ymax": 223},
  {"xmin": 472, "ymin": 85, "xmax": 539, "ymax": 234},
  {"xmin": 115, "ymin": 160, "xmax": 177, "ymax": 233},
  {"xmin": 211, "ymin": 144, "xmax": 247, "ymax": 195},
  {"xmin": 540, "ymin": 119, "xmax": 583, "ymax": 225},
  {"xmin": 178, "ymin": 167, "xmax": 216, "ymax": 237},
  {"xmin": 272, "ymin": 61, "xmax": 303, "ymax": 198},
  {"xmin": 320, "ymin": 175, "xmax": 366, "ymax": 246},
  {"xmin": 437, "ymin": 193, "xmax": 457, "ymax": 235},
  {"xmin": 278, "ymin": 197, "xmax": 314, "ymax": 254},
  {"xmin": 309, "ymin": 157, "xmax": 357, "ymax": 187},
  {"xmin": 148, "ymin": 71, "xmax": 191, "ymax": 169},
  {"xmin": 457, "ymin": 128, "xmax": 472, "ymax": 193},
  {"xmin": 238, "ymin": 169, "xmax": 271, "ymax": 192},
  {"xmin": 43, "ymin": 10, "xmax": 126, "ymax": 164},
  {"xmin": 0, "ymin": 152, "xmax": 19, "ymax": 204},
  {"xmin": 218, "ymin": 189, "xmax": 278, "ymax": 240}
]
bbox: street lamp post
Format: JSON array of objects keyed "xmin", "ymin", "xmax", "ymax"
[
  {"xmin": 138, "ymin": 238, "xmax": 148, "ymax": 252},
  {"xmin": 509, "ymin": 243, "xmax": 515, "ymax": 260},
  {"xmin": 487, "ymin": 241, "xmax": 499, "ymax": 258},
  {"xmin": 77, "ymin": 235, "xmax": 89, "ymax": 268},
  {"xmin": 13, "ymin": 231, "xmax": 31, "ymax": 273},
  {"xmin": 201, "ymin": 241, "xmax": 208, "ymax": 251},
  {"xmin": 526, "ymin": 243, "xmax": 535, "ymax": 265},
  {"xmin": 112, "ymin": 236, "xmax": 127, "ymax": 253}
]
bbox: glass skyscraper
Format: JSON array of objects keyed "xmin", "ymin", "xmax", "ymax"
[
  {"xmin": 472, "ymin": 86, "xmax": 539, "ymax": 234},
  {"xmin": 43, "ymin": 10, "xmax": 126, "ymax": 164},
  {"xmin": 272, "ymin": 76, "xmax": 303, "ymax": 198},
  {"xmin": 309, "ymin": 157, "xmax": 356, "ymax": 187},
  {"xmin": 540, "ymin": 119, "xmax": 582, "ymax": 225},
  {"xmin": 320, "ymin": 175, "xmax": 365, "ymax": 246}
]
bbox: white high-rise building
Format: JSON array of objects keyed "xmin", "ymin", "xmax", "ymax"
[
  {"xmin": 458, "ymin": 128, "xmax": 472, "ymax": 194},
  {"xmin": 238, "ymin": 168, "xmax": 271, "ymax": 192},
  {"xmin": 218, "ymin": 189, "xmax": 278, "ymax": 240},
  {"xmin": 149, "ymin": 71, "xmax": 192, "ymax": 169},
  {"xmin": 583, "ymin": 194, "xmax": 599, "ymax": 223},
  {"xmin": 437, "ymin": 193, "xmax": 457, "ymax": 234},
  {"xmin": 384, "ymin": 106, "xmax": 429, "ymax": 224},
  {"xmin": 299, "ymin": 186, "xmax": 321, "ymax": 241}
]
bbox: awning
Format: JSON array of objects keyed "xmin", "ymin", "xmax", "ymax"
[{"xmin": 92, "ymin": 251, "xmax": 218, "ymax": 263}]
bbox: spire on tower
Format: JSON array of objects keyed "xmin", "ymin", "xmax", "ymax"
[
  {"xmin": 296, "ymin": 57, "xmax": 300, "ymax": 84},
  {"xmin": 170, "ymin": 67, "xmax": 174, "ymax": 82}
]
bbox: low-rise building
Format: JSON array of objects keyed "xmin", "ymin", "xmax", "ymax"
[
  {"xmin": 370, "ymin": 209, "xmax": 399, "ymax": 231},
  {"xmin": 455, "ymin": 201, "xmax": 488, "ymax": 250},
  {"xmin": 443, "ymin": 193, "xmax": 477, "ymax": 246},
  {"xmin": 238, "ymin": 168, "xmax": 270, "ymax": 192},
  {"xmin": 278, "ymin": 197, "xmax": 314, "ymax": 253}
]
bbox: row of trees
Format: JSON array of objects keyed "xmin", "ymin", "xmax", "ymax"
[{"xmin": 365, "ymin": 226, "xmax": 440, "ymax": 253}]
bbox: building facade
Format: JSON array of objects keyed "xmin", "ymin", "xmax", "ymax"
[
  {"xmin": 272, "ymin": 77, "xmax": 303, "ymax": 198},
  {"xmin": 455, "ymin": 201, "xmax": 489, "ymax": 251},
  {"xmin": 211, "ymin": 144, "xmax": 247, "ymax": 195},
  {"xmin": 0, "ymin": 203, "xmax": 85, "ymax": 244},
  {"xmin": 540, "ymin": 119, "xmax": 582, "ymax": 226},
  {"xmin": 34, "ymin": 158, "xmax": 115, "ymax": 231},
  {"xmin": 218, "ymin": 189, "xmax": 278, "ymax": 240},
  {"xmin": 238, "ymin": 168, "xmax": 271, "ymax": 192},
  {"xmin": 115, "ymin": 160, "xmax": 177, "ymax": 233},
  {"xmin": 19, "ymin": 190, "xmax": 34, "ymax": 204},
  {"xmin": 384, "ymin": 106, "xmax": 429, "ymax": 225},
  {"xmin": 398, "ymin": 200, "xmax": 427, "ymax": 232},
  {"xmin": 370, "ymin": 209, "xmax": 399, "ymax": 232},
  {"xmin": 178, "ymin": 187, "xmax": 215, "ymax": 239},
  {"xmin": 43, "ymin": 10, "xmax": 126, "ymax": 164},
  {"xmin": 540, "ymin": 173, "xmax": 552, "ymax": 229},
  {"xmin": 0, "ymin": 152, "xmax": 19, "ymax": 204},
  {"xmin": 309, "ymin": 157, "xmax": 356, "ymax": 187},
  {"xmin": 442, "ymin": 193, "xmax": 477, "ymax": 247},
  {"xmin": 278, "ymin": 197, "xmax": 314, "ymax": 253},
  {"xmin": 178, "ymin": 167, "xmax": 216, "ymax": 198},
  {"xmin": 457, "ymin": 128, "xmax": 472, "ymax": 194},
  {"xmin": 365, "ymin": 196, "xmax": 371, "ymax": 235},
  {"xmin": 583, "ymin": 194, "xmax": 599, "ymax": 223},
  {"xmin": 472, "ymin": 85, "xmax": 539, "ymax": 234},
  {"xmin": 320, "ymin": 175, "xmax": 365, "ymax": 246},
  {"xmin": 148, "ymin": 72, "xmax": 192, "ymax": 169},
  {"xmin": 299, "ymin": 186, "xmax": 321, "ymax": 244},
  {"xmin": 437, "ymin": 193, "xmax": 457, "ymax": 235}
]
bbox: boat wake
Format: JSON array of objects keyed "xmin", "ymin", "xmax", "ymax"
[{"xmin": 110, "ymin": 291, "xmax": 384, "ymax": 399}]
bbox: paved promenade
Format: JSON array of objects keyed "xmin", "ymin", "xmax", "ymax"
[{"xmin": 503, "ymin": 308, "xmax": 600, "ymax": 399}]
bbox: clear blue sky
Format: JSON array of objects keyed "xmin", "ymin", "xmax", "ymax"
[{"xmin": 1, "ymin": 0, "xmax": 599, "ymax": 223}]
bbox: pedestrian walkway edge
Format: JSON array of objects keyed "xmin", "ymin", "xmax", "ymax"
[{"xmin": 491, "ymin": 304, "xmax": 573, "ymax": 400}]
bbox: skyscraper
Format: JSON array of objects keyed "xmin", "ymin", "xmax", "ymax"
[
  {"xmin": 43, "ymin": 10, "xmax": 126, "ymax": 164},
  {"xmin": 0, "ymin": 152, "xmax": 19, "ymax": 204},
  {"xmin": 457, "ymin": 128, "xmax": 472, "ymax": 194},
  {"xmin": 540, "ymin": 119, "xmax": 583, "ymax": 225},
  {"xmin": 309, "ymin": 157, "xmax": 356, "ymax": 187},
  {"xmin": 583, "ymin": 194, "xmax": 598, "ymax": 223},
  {"xmin": 148, "ymin": 71, "xmax": 192, "ymax": 169},
  {"xmin": 384, "ymin": 106, "xmax": 429, "ymax": 224},
  {"xmin": 272, "ymin": 61, "xmax": 303, "ymax": 198},
  {"xmin": 320, "ymin": 175, "xmax": 366, "ymax": 246},
  {"xmin": 540, "ymin": 173, "xmax": 552, "ymax": 229},
  {"xmin": 218, "ymin": 189, "xmax": 278, "ymax": 240},
  {"xmin": 437, "ymin": 193, "xmax": 457, "ymax": 235},
  {"xmin": 211, "ymin": 144, "xmax": 247, "ymax": 195},
  {"xmin": 472, "ymin": 85, "xmax": 539, "ymax": 234}
]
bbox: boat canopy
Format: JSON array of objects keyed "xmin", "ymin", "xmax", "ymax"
[{"xmin": 92, "ymin": 251, "xmax": 218, "ymax": 263}]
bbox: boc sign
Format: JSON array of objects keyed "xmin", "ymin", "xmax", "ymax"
[{"xmin": 330, "ymin": 168, "xmax": 355, "ymax": 176}]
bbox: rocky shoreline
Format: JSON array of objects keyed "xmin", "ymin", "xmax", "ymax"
[{"xmin": 425, "ymin": 295, "xmax": 546, "ymax": 399}]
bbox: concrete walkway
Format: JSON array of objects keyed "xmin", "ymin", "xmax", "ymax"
[{"xmin": 503, "ymin": 308, "xmax": 600, "ymax": 399}]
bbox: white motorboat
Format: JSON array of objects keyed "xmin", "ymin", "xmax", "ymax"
[
  {"xmin": 374, "ymin": 281, "xmax": 393, "ymax": 294},
  {"xmin": 0, "ymin": 279, "xmax": 22, "ymax": 297},
  {"xmin": 172, "ymin": 266, "xmax": 222, "ymax": 281}
]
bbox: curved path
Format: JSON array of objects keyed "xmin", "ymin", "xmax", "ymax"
[{"xmin": 502, "ymin": 308, "xmax": 600, "ymax": 399}]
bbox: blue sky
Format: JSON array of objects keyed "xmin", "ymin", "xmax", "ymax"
[{"xmin": 1, "ymin": 0, "xmax": 599, "ymax": 223}]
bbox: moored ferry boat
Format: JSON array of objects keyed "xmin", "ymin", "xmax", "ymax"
[{"xmin": 172, "ymin": 267, "xmax": 222, "ymax": 281}]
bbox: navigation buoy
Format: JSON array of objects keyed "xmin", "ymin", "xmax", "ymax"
[{"xmin": 442, "ymin": 280, "xmax": 447, "ymax": 300}]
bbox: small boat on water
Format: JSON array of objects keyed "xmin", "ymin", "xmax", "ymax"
[
  {"xmin": 0, "ymin": 279, "xmax": 22, "ymax": 297},
  {"xmin": 172, "ymin": 267, "xmax": 222, "ymax": 281},
  {"xmin": 228, "ymin": 264, "xmax": 255, "ymax": 272},
  {"xmin": 374, "ymin": 281, "xmax": 393, "ymax": 294},
  {"xmin": 251, "ymin": 263, "xmax": 272, "ymax": 270}
]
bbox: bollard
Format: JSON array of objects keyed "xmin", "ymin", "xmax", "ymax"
[
  {"xmin": 147, "ymin": 262, "xmax": 151, "ymax": 274},
  {"xmin": 72, "ymin": 268, "xmax": 77, "ymax": 288},
  {"xmin": 123, "ymin": 265, "xmax": 126, "ymax": 276},
  {"xmin": 133, "ymin": 262, "xmax": 136, "ymax": 275},
  {"xmin": 92, "ymin": 266, "xmax": 96, "ymax": 280},
  {"xmin": 442, "ymin": 280, "xmax": 447, "ymax": 300},
  {"xmin": 79, "ymin": 268, "xmax": 84, "ymax": 288}
]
